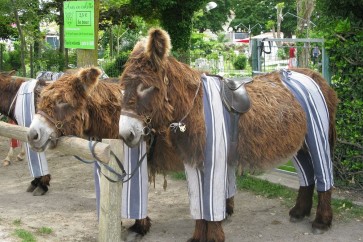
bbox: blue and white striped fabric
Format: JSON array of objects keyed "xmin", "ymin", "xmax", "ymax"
[
  {"xmin": 185, "ymin": 74, "xmax": 236, "ymax": 221},
  {"xmin": 281, "ymin": 70, "xmax": 333, "ymax": 192},
  {"xmin": 35, "ymin": 71, "xmax": 64, "ymax": 81},
  {"xmin": 94, "ymin": 141, "xmax": 148, "ymax": 219},
  {"xmin": 14, "ymin": 79, "xmax": 49, "ymax": 177}
]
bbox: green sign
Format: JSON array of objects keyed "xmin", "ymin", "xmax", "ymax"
[{"xmin": 64, "ymin": 1, "xmax": 95, "ymax": 49}]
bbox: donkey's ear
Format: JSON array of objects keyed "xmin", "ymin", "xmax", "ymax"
[
  {"xmin": 146, "ymin": 28, "xmax": 171, "ymax": 70},
  {"xmin": 78, "ymin": 67, "xmax": 101, "ymax": 93}
]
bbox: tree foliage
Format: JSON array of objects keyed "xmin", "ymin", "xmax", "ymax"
[
  {"xmin": 316, "ymin": 0, "xmax": 363, "ymax": 189},
  {"xmin": 229, "ymin": 0, "xmax": 296, "ymax": 37}
]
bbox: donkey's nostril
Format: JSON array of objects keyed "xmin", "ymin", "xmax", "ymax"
[
  {"xmin": 27, "ymin": 129, "xmax": 39, "ymax": 142},
  {"xmin": 126, "ymin": 130, "xmax": 135, "ymax": 143}
]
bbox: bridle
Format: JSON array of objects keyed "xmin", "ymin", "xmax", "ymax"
[
  {"xmin": 120, "ymin": 109, "xmax": 153, "ymax": 136},
  {"xmin": 37, "ymin": 110, "xmax": 67, "ymax": 136},
  {"xmin": 121, "ymin": 79, "xmax": 201, "ymax": 135}
]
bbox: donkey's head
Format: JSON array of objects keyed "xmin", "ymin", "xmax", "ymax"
[
  {"xmin": 27, "ymin": 67, "xmax": 102, "ymax": 151},
  {"xmin": 119, "ymin": 28, "xmax": 175, "ymax": 147}
]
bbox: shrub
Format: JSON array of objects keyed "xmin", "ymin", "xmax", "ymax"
[
  {"xmin": 104, "ymin": 51, "xmax": 130, "ymax": 77},
  {"xmin": 233, "ymin": 54, "xmax": 247, "ymax": 70}
]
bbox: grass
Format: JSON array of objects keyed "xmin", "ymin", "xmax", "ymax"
[
  {"xmin": 11, "ymin": 218, "xmax": 53, "ymax": 241},
  {"xmin": 169, "ymin": 171, "xmax": 363, "ymax": 220},
  {"xmin": 37, "ymin": 226, "xmax": 53, "ymax": 235},
  {"xmin": 13, "ymin": 229, "xmax": 36, "ymax": 242}
]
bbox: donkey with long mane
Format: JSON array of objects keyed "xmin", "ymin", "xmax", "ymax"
[
  {"xmin": 118, "ymin": 28, "xmax": 339, "ymax": 241},
  {"xmin": 26, "ymin": 67, "xmax": 181, "ymax": 235},
  {"xmin": 0, "ymin": 71, "xmax": 51, "ymax": 195}
]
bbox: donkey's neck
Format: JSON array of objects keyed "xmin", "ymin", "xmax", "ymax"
[{"xmin": 0, "ymin": 75, "xmax": 25, "ymax": 121}]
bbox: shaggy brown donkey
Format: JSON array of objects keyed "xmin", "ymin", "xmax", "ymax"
[
  {"xmin": 26, "ymin": 68, "xmax": 169, "ymax": 235},
  {"xmin": 0, "ymin": 71, "xmax": 51, "ymax": 196},
  {"xmin": 118, "ymin": 28, "xmax": 338, "ymax": 241}
]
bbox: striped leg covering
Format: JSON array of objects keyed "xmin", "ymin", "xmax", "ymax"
[
  {"xmin": 14, "ymin": 79, "xmax": 49, "ymax": 177},
  {"xmin": 281, "ymin": 70, "xmax": 333, "ymax": 192},
  {"xmin": 94, "ymin": 141, "xmax": 148, "ymax": 219},
  {"xmin": 185, "ymin": 75, "xmax": 236, "ymax": 221}
]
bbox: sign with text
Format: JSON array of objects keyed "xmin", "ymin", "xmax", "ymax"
[{"xmin": 64, "ymin": 1, "xmax": 95, "ymax": 49}]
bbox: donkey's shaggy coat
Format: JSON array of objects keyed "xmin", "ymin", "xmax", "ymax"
[{"xmin": 118, "ymin": 28, "xmax": 339, "ymax": 241}]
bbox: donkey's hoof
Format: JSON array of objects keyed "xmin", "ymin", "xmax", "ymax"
[
  {"xmin": 26, "ymin": 184, "xmax": 37, "ymax": 192},
  {"xmin": 2, "ymin": 160, "xmax": 10, "ymax": 166},
  {"xmin": 128, "ymin": 217, "xmax": 151, "ymax": 235},
  {"xmin": 289, "ymin": 216, "xmax": 305, "ymax": 223},
  {"xmin": 312, "ymin": 227, "xmax": 328, "ymax": 235},
  {"xmin": 16, "ymin": 155, "xmax": 24, "ymax": 161},
  {"xmin": 32, "ymin": 186, "xmax": 47, "ymax": 196}
]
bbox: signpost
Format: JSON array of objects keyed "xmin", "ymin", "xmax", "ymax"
[{"xmin": 64, "ymin": 1, "xmax": 95, "ymax": 50}]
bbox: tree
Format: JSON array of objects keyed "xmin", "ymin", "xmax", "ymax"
[
  {"xmin": 229, "ymin": 0, "xmax": 296, "ymax": 37},
  {"xmin": 129, "ymin": 0, "xmax": 218, "ymax": 63},
  {"xmin": 316, "ymin": 0, "xmax": 363, "ymax": 188},
  {"xmin": 77, "ymin": 0, "xmax": 100, "ymax": 67},
  {"xmin": 192, "ymin": 0, "xmax": 232, "ymax": 33},
  {"xmin": 296, "ymin": 0, "xmax": 315, "ymax": 67}
]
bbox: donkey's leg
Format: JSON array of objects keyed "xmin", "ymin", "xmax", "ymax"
[
  {"xmin": 289, "ymin": 184, "xmax": 315, "ymax": 221},
  {"xmin": 226, "ymin": 164, "xmax": 237, "ymax": 217},
  {"xmin": 33, "ymin": 174, "xmax": 51, "ymax": 196},
  {"xmin": 207, "ymin": 221, "xmax": 225, "ymax": 242},
  {"xmin": 188, "ymin": 219, "xmax": 208, "ymax": 242},
  {"xmin": 290, "ymin": 149, "xmax": 315, "ymax": 221},
  {"xmin": 17, "ymin": 143, "xmax": 25, "ymax": 161},
  {"xmin": 2, "ymin": 147, "xmax": 13, "ymax": 166},
  {"xmin": 226, "ymin": 197, "xmax": 234, "ymax": 216},
  {"xmin": 312, "ymin": 189, "xmax": 332, "ymax": 234}
]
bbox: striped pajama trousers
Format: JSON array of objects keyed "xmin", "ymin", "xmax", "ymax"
[
  {"xmin": 185, "ymin": 75, "xmax": 236, "ymax": 221},
  {"xmin": 14, "ymin": 79, "xmax": 49, "ymax": 177},
  {"xmin": 281, "ymin": 70, "xmax": 333, "ymax": 192},
  {"xmin": 94, "ymin": 141, "xmax": 148, "ymax": 219}
]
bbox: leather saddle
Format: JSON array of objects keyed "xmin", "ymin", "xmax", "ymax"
[{"xmin": 221, "ymin": 76, "xmax": 253, "ymax": 113}]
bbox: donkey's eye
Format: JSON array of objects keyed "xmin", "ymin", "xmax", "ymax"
[{"xmin": 56, "ymin": 101, "xmax": 72, "ymax": 110}]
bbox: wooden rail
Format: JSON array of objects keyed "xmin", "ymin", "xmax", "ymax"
[
  {"xmin": 0, "ymin": 121, "xmax": 123, "ymax": 241},
  {"xmin": 0, "ymin": 121, "xmax": 110, "ymax": 164}
]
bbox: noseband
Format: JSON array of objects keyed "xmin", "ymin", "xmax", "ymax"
[
  {"xmin": 37, "ymin": 110, "xmax": 66, "ymax": 135},
  {"xmin": 121, "ymin": 110, "xmax": 153, "ymax": 136}
]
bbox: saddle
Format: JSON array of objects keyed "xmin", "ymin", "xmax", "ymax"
[{"xmin": 221, "ymin": 76, "xmax": 253, "ymax": 113}]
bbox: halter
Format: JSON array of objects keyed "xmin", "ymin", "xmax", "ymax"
[
  {"xmin": 37, "ymin": 110, "xmax": 66, "ymax": 135},
  {"xmin": 120, "ymin": 110, "xmax": 153, "ymax": 136}
]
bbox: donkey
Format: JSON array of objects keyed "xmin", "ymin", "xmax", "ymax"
[
  {"xmin": 0, "ymin": 71, "xmax": 51, "ymax": 196},
  {"xmin": 26, "ymin": 67, "xmax": 180, "ymax": 235},
  {"xmin": 118, "ymin": 28, "xmax": 339, "ymax": 241}
]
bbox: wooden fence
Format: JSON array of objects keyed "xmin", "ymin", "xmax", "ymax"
[{"xmin": 0, "ymin": 121, "xmax": 123, "ymax": 241}]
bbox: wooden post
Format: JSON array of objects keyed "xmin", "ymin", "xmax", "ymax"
[{"xmin": 98, "ymin": 139, "xmax": 123, "ymax": 242}]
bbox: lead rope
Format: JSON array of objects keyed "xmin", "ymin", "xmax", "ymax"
[{"xmin": 73, "ymin": 135, "xmax": 153, "ymax": 183}]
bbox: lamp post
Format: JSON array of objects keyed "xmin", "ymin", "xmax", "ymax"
[{"xmin": 205, "ymin": 2, "xmax": 217, "ymax": 12}]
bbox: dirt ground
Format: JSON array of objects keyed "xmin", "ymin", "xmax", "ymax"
[{"xmin": 0, "ymin": 136, "xmax": 362, "ymax": 242}]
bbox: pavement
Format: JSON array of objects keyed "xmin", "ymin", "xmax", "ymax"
[{"xmin": 256, "ymin": 169, "xmax": 363, "ymax": 206}]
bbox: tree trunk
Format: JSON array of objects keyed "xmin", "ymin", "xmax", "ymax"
[
  {"xmin": 12, "ymin": 0, "xmax": 26, "ymax": 76},
  {"xmin": 296, "ymin": 0, "xmax": 315, "ymax": 67},
  {"xmin": 77, "ymin": 0, "xmax": 100, "ymax": 67}
]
